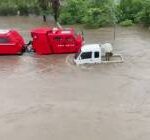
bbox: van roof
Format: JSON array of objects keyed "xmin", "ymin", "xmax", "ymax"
[
  {"xmin": 0, "ymin": 30, "xmax": 10, "ymax": 34},
  {"xmin": 81, "ymin": 44, "xmax": 100, "ymax": 52}
]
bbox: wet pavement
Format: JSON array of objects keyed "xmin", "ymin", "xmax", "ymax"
[{"xmin": 0, "ymin": 16, "xmax": 150, "ymax": 140}]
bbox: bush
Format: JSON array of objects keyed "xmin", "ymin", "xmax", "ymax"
[
  {"xmin": 59, "ymin": 0, "xmax": 115, "ymax": 28},
  {"xmin": 17, "ymin": 5, "xmax": 30, "ymax": 16},
  {"xmin": 0, "ymin": 1, "xmax": 41, "ymax": 16},
  {"xmin": 59, "ymin": 0, "xmax": 88, "ymax": 24},
  {"xmin": 120, "ymin": 19, "xmax": 134, "ymax": 26},
  {"xmin": 83, "ymin": 6, "xmax": 114, "ymax": 28},
  {"xmin": 137, "ymin": 0, "xmax": 150, "ymax": 25},
  {"xmin": 59, "ymin": 13, "xmax": 75, "ymax": 24},
  {"xmin": 117, "ymin": 0, "xmax": 150, "ymax": 26},
  {"xmin": 28, "ymin": 5, "xmax": 40, "ymax": 15},
  {"xmin": 0, "ymin": 4, "xmax": 17, "ymax": 16},
  {"xmin": 17, "ymin": 4, "xmax": 41, "ymax": 16}
]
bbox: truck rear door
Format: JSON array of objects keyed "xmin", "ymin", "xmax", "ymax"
[
  {"xmin": 52, "ymin": 35, "xmax": 65, "ymax": 53},
  {"xmin": 51, "ymin": 35, "xmax": 77, "ymax": 54},
  {"xmin": 64, "ymin": 36, "xmax": 76, "ymax": 52}
]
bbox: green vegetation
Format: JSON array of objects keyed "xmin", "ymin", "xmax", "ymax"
[
  {"xmin": 117, "ymin": 0, "xmax": 150, "ymax": 26},
  {"xmin": 120, "ymin": 20, "xmax": 134, "ymax": 26},
  {"xmin": 0, "ymin": 0, "xmax": 149, "ymax": 28},
  {"xmin": 137, "ymin": 0, "xmax": 150, "ymax": 25},
  {"xmin": 59, "ymin": 0, "xmax": 88, "ymax": 24},
  {"xmin": 59, "ymin": 0, "xmax": 115, "ymax": 28},
  {"xmin": 59, "ymin": 0, "xmax": 150, "ymax": 27},
  {"xmin": 0, "ymin": 0, "xmax": 39, "ymax": 16},
  {"xmin": 83, "ymin": 0, "xmax": 115, "ymax": 28}
]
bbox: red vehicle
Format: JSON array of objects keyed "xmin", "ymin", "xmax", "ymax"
[
  {"xmin": 0, "ymin": 29, "xmax": 25, "ymax": 54},
  {"xmin": 31, "ymin": 27, "xmax": 83, "ymax": 55}
]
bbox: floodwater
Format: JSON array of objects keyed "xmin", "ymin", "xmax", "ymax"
[{"xmin": 0, "ymin": 16, "xmax": 150, "ymax": 140}]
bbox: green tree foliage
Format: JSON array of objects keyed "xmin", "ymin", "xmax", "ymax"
[
  {"xmin": 83, "ymin": 0, "xmax": 115, "ymax": 28},
  {"xmin": 38, "ymin": 0, "xmax": 61, "ymax": 22},
  {"xmin": 120, "ymin": 19, "xmax": 133, "ymax": 26},
  {"xmin": 0, "ymin": 0, "xmax": 149, "ymax": 27},
  {"xmin": 59, "ymin": 0, "xmax": 88, "ymax": 24},
  {"xmin": 59, "ymin": 0, "xmax": 115, "ymax": 27},
  {"xmin": 38, "ymin": 0, "xmax": 50, "ymax": 21},
  {"xmin": 0, "ymin": 0, "xmax": 39, "ymax": 16},
  {"xmin": 0, "ymin": 0, "xmax": 60, "ymax": 22},
  {"xmin": 59, "ymin": 0, "xmax": 150, "ymax": 27},
  {"xmin": 117, "ymin": 0, "xmax": 150, "ymax": 26},
  {"xmin": 50, "ymin": 0, "xmax": 60, "ymax": 22},
  {"xmin": 136, "ymin": 0, "xmax": 150, "ymax": 25}
]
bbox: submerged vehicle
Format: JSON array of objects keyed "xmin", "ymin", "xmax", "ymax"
[
  {"xmin": 0, "ymin": 29, "xmax": 25, "ymax": 54},
  {"xmin": 31, "ymin": 27, "xmax": 84, "ymax": 55},
  {"xmin": 0, "ymin": 28, "xmax": 124, "ymax": 66},
  {"xmin": 74, "ymin": 43, "xmax": 123, "ymax": 65}
]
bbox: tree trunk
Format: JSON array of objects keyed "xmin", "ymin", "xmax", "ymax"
[{"xmin": 43, "ymin": 15, "xmax": 47, "ymax": 22}]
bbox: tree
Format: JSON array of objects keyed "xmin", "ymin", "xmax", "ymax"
[
  {"xmin": 50, "ymin": 0, "xmax": 60, "ymax": 22},
  {"xmin": 38, "ymin": 0, "xmax": 60, "ymax": 22},
  {"xmin": 38, "ymin": 0, "xmax": 50, "ymax": 22},
  {"xmin": 59, "ymin": 0, "xmax": 88, "ymax": 24},
  {"xmin": 137, "ymin": 0, "xmax": 150, "ymax": 25}
]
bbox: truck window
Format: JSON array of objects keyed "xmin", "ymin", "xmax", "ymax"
[
  {"xmin": 81, "ymin": 52, "xmax": 92, "ymax": 59},
  {"xmin": 54, "ymin": 36, "xmax": 62, "ymax": 41},
  {"xmin": 66, "ymin": 37, "xmax": 74, "ymax": 42},
  {"xmin": 94, "ymin": 52, "xmax": 99, "ymax": 58},
  {"xmin": 0, "ymin": 37, "xmax": 9, "ymax": 43}
]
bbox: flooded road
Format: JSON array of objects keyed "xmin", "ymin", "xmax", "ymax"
[{"xmin": 0, "ymin": 16, "xmax": 150, "ymax": 140}]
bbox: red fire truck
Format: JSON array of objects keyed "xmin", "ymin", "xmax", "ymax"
[
  {"xmin": 31, "ymin": 27, "xmax": 84, "ymax": 55},
  {"xmin": 0, "ymin": 29, "xmax": 25, "ymax": 54}
]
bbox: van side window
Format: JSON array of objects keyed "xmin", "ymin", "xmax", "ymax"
[
  {"xmin": 54, "ymin": 36, "xmax": 62, "ymax": 41},
  {"xmin": 0, "ymin": 37, "xmax": 9, "ymax": 43},
  {"xmin": 94, "ymin": 52, "xmax": 99, "ymax": 58},
  {"xmin": 81, "ymin": 52, "xmax": 92, "ymax": 59}
]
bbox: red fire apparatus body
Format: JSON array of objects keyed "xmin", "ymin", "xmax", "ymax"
[
  {"xmin": 0, "ymin": 30, "xmax": 25, "ymax": 54},
  {"xmin": 31, "ymin": 27, "xmax": 83, "ymax": 55}
]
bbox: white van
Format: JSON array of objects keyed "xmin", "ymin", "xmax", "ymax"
[{"xmin": 74, "ymin": 43, "xmax": 123, "ymax": 65}]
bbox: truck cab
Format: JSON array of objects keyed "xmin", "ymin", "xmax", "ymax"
[
  {"xmin": 31, "ymin": 27, "xmax": 83, "ymax": 55},
  {"xmin": 74, "ymin": 44, "xmax": 102, "ymax": 64},
  {"xmin": 0, "ymin": 30, "xmax": 25, "ymax": 55}
]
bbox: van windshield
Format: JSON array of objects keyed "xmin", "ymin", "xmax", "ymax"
[{"xmin": 75, "ymin": 52, "xmax": 80, "ymax": 59}]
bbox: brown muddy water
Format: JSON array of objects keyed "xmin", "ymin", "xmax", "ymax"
[{"xmin": 0, "ymin": 16, "xmax": 150, "ymax": 140}]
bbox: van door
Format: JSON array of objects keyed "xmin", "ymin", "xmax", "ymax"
[
  {"xmin": 80, "ymin": 51, "xmax": 93, "ymax": 64},
  {"xmin": 94, "ymin": 51, "xmax": 101, "ymax": 63}
]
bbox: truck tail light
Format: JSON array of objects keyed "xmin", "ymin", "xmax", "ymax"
[
  {"xmin": 31, "ymin": 33, "xmax": 38, "ymax": 39},
  {"xmin": 33, "ymin": 35, "xmax": 38, "ymax": 39}
]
